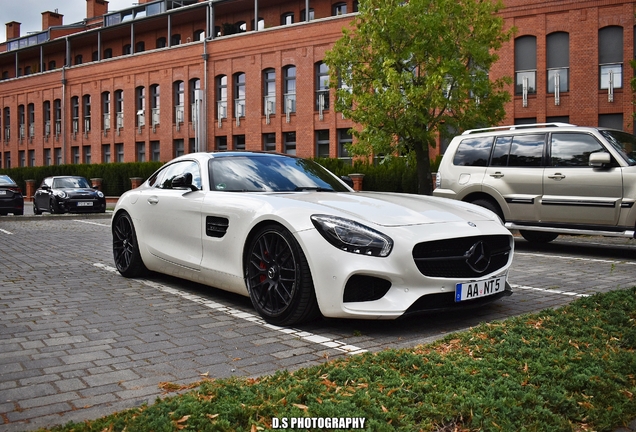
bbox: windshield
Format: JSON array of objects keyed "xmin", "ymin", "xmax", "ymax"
[
  {"xmin": 52, "ymin": 177, "xmax": 92, "ymax": 188},
  {"xmin": 600, "ymin": 130, "xmax": 636, "ymax": 166},
  {"xmin": 208, "ymin": 155, "xmax": 350, "ymax": 192}
]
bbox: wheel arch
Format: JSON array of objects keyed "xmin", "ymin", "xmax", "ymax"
[{"xmin": 462, "ymin": 192, "xmax": 507, "ymax": 220}]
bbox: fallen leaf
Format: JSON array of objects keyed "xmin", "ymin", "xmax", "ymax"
[{"xmin": 293, "ymin": 403, "xmax": 308, "ymax": 411}]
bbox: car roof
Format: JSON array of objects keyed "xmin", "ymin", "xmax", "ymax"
[{"xmin": 460, "ymin": 123, "xmax": 608, "ymax": 137}]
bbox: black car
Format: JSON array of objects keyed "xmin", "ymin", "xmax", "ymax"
[
  {"xmin": 33, "ymin": 176, "xmax": 106, "ymax": 214},
  {"xmin": 0, "ymin": 175, "xmax": 24, "ymax": 216}
]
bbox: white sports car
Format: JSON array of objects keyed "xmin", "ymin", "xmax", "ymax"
[{"xmin": 112, "ymin": 152, "xmax": 514, "ymax": 325}]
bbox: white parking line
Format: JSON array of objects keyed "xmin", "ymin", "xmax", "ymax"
[
  {"xmin": 93, "ymin": 263, "xmax": 367, "ymax": 355},
  {"xmin": 0, "ymin": 228, "xmax": 13, "ymax": 235},
  {"xmin": 515, "ymin": 252, "xmax": 636, "ymax": 266},
  {"xmin": 511, "ymin": 284, "xmax": 590, "ymax": 298},
  {"xmin": 73, "ymin": 219, "xmax": 111, "ymax": 227}
]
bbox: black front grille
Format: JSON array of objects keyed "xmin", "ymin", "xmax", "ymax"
[{"xmin": 412, "ymin": 235, "xmax": 511, "ymax": 278}]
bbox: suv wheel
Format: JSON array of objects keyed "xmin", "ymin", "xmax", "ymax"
[{"xmin": 520, "ymin": 230, "xmax": 558, "ymax": 243}]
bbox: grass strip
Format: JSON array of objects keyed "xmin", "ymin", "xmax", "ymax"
[{"xmin": 37, "ymin": 287, "xmax": 636, "ymax": 432}]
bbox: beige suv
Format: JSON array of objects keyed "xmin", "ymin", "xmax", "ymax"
[{"xmin": 433, "ymin": 123, "xmax": 636, "ymax": 243}]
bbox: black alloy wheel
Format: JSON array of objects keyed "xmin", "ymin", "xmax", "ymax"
[
  {"xmin": 112, "ymin": 211, "xmax": 147, "ymax": 277},
  {"xmin": 245, "ymin": 224, "xmax": 320, "ymax": 325},
  {"xmin": 49, "ymin": 198, "xmax": 60, "ymax": 214}
]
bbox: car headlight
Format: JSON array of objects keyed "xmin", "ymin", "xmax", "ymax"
[
  {"xmin": 310, "ymin": 215, "xmax": 393, "ymax": 257},
  {"xmin": 97, "ymin": 191, "xmax": 105, "ymax": 198},
  {"xmin": 53, "ymin": 190, "xmax": 67, "ymax": 199}
]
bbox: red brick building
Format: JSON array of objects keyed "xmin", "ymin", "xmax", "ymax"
[{"xmin": 0, "ymin": 0, "xmax": 634, "ymax": 168}]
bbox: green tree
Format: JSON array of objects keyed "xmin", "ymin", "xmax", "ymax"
[{"xmin": 325, "ymin": 0, "xmax": 514, "ymax": 194}]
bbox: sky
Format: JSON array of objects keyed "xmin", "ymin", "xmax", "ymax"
[{"xmin": 0, "ymin": 0, "xmax": 133, "ymax": 43}]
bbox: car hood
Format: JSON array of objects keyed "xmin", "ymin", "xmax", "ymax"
[{"xmin": 274, "ymin": 191, "xmax": 498, "ymax": 227}]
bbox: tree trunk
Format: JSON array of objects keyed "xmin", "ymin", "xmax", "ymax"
[{"xmin": 413, "ymin": 140, "xmax": 432, "ymax": 195}]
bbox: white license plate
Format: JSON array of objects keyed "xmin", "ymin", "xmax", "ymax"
[
  {"xmin": 0, "ymin": 190, "xmax": 6, "ymax": 195},
  {"xmin": 455, "ymin": 276, "xmax": 506, "ymax": 302},
  {"xmin": 77, "ymin": 201, "xmax": 93, "ymax": 206}
]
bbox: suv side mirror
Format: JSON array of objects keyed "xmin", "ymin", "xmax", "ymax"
[
  {"xmin": 589, "ymin": 152, "xmax": 611, "ymax": 168},
  {"xmin": 340, "ymin": 176, "xmax": 354, "ymax": 188}
]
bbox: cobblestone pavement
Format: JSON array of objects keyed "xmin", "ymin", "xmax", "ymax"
[{"xmin": 0, "ymin": 214, "xmax": 635, "ymax": 431}]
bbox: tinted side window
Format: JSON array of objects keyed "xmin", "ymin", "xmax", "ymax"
[
  {"xmin": 490, "ymin": 136, "xmax": 512, "ymax": 167},
  {"xmin": 507, "ymin": 134, "xmax": 545, "ymax": 167},
  {"xmin": 156, "ymin": 161, "xmax": 202, "ymax": 190},
  {"xmin": 452, "ymin": 136, "xmax": 493, "ymax": 166},
  {"xmin": 550, "ymin": 133, "xmax": 605, "ymax": 167}
]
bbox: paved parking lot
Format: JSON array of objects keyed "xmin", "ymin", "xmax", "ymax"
[{"xmin": 1, "ymin": 214, "xmax": 635, "ymax": 431}]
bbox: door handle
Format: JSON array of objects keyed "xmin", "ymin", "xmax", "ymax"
[
  {"xmin": 489, "ymin": 172, "xmax": 504, "ymax": 178},
  {"xmin": 548, "ymin": 173, "xmax": 565, "ymax": 180},
  {"xmin": 147, "ymin": 196, "xmax": 159, "ymax": 205}
]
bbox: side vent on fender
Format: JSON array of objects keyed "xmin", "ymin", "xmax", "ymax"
[{"xmin": 206, "ymin": 216, "xmax": 229, "ymax": 238}]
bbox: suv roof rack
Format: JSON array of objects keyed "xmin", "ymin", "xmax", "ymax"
[{"xmin": 462, "ymin": 122, "xmax": 577, "ymax": 135}]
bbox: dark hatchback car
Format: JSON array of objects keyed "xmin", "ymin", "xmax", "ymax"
[
  {"xmin": 0, "ymin": 174, "xmax": 24, "ymax": 215},
  {"xmin": 33, "ymin": 176, "xmax": 106, "ymax": 214}
]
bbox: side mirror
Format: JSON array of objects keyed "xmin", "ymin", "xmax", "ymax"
[
  {"xmin": 41, "ymin": 185, "xmax": 50, "ymax": 191},
  {"xmin": 589, "ymin": 152, "xmax": 611, "ymax": 168},
  {"xmin": 340, "ymin": 175, "xmax": 354, "ymax": 188},
  {"xmin": 171, "ymin": 172, "xmax": 198, "ymax": 191}
]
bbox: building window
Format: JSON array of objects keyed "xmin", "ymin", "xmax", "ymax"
[
  {"xmin": 316, "ymin": 130, "xmax": 330, "ymax": 158},
  {"xmin": 353, "ymin": 1, "xmax": 359, "ymax": 12},
  {"xmin": 75, "ymin": 55, "xmax": 83, "ymax": 65},
  {"xmin": 4, "ymin": 152, "xmax": 10, "ymax": 168},
  {"xmin": 136, "ymin": 86, "xmax": 146, "ymax": 127},
  {"xmin": 281, "ymin": 12, "xmax": 294, "ymax": 25},
  {"xmin": 115, "ymin": 90, "xmax": 124, "ymax": 129},
  {"xmin": 43, "ymin": 101, "xmax": 51, "ymax": 137},
  {"xmin": 150, "ymin": 84, "xmax": 160, "ymax": 126},
  {"xmin": 151, "ymin": 141, "xmax": 160, "ymax": 161},
  {"xmin": 3, "ymin": 108, "xmax": 9, "ymax": 141},
  {"xmin": 72, "ymin": 146, "xmax": 80, "ymax": 164},
  {"xmin": 216, "ymin": 75, "xmax": 228, "ymax": 120},
  {"xmin": 174, "ymin": 81, "xmax": 185, "ymax": 124},
  {"xmin": 251, "ymin": 18, "xmax": 264, "ymax": 31},
  {"xmin": 54, "ymin": 99, "xmax": 62, "ymax": 136},
  {"xmin": 115, "ymin": 143, "xmax": 124, "ymax": 162},
  {"xmin": 234, "ymin": 135, "xmax": 246, "ymax": 150},
  {"xmin": 27, "ymin": 103, "xmax": 35, "ymax": 138},
  {"xmin": 174, "ymin": 139, "xmax": 185, "ymax": 157},
  {"xmin": 48, "ymin": 60, "xmax": 56, "ymax": 70},
  {"xmin": 263, "ymin": 68, "xmax": 276, "ymax": 116},
  {"xmin": 70, "ymin": 97, "xmax": 80, "ymax": 134},
  {"xmin": 45, "ymin": 148, "xmax": 52, "ymax": 166},
  {"xmin": 83, "ymin": 145, "xmax": 91, "ymax": 164},
  {"xmin": 338, "ymin": 129, "xmax": 352, "ymax": 158},
  {"xmin": 333, "ymin": 2, "xmax": 347, "ymax": 15},
  {"xmin": 515, "ymin": 36, "xmax": 537, "ymax": 95},
  {"xmin": 83, "ymin": 95, "xmax": 91, "ymax": 133},
  {"xmin": 316, "ymin": 62, "xmax": 330, "ymax": 110},
  {"xmin": 103, "ymin": 48, "xmax": 112, "ymax": 59},
  {"xmin": 263, "ymin": 133, "xmax": 276, "ymax": 151},
  {"xmin": 599, "ymin": 26, "xmax": 623, "ymax": 90},
  {"xmin": 18, "ymin": 105, "xmax": 25, "ymax": 139},
  {"xmin": 135, "ymin": 41, "xmax": 145, "ymax": 53},
  {"xmin": 194, "ymin": 29, "xmax": 205, "ymax": 41},
  {"xmin": 599, "ymin": 113, "xmax": 623, "ymax": 130},
  {"xmin": 103, "ymin": 144, "xmax": 111, "ymax": 163},
  {"xmin": 102, "ymin": 92, "xmax": 111, "ymax": 131},
  {"xmin": 137, "ymin": 142, "xmax": 146, "ymax": 162},
  {"xmin": 301, "ymin": 8, "xmax": 314, "ymax": 21},
  {"xmin": 55, "ymin": 148, "xmax": 62, "ymax": 165},
  {"xmin": 284, "ymin": 66, "xmax": 296, "ymax": 114},
  {"xmin": 28, "ymin": 149, "xmax": 35, "ymax": 167},
  {"xmin": 283, "ymin": 132, "xmax": 296, "ymax": 155},
  {"xmin": 547, "ymin": 32, "xmax": 569, "ymax": 94},
  {"xmin": 190, "ymin": 78, "xmax": 201, "ymax": 123},
  {"xmin": 216, "ymin": 136, "xmax": 227, "ymax": 151},
  {"xmin": 92, "ymin": 51, "xmax": 99, "ymax": 62},
  {"xmin": 171, "ymin": 34, "xmax": 181, "ymax": 46},
  {"xmin": 19, "ymin": 150, "xmax": 25, "ymax": 167},
  {"xmin": 156, "ymin": 37, "xmax": 167, "ymax": 48},
  {"xmin": 234, "ymin": 73, "xmax": 246, "ymax": 118},
  {"xmin": 123, "ymin": 44, "xmax": 132, "ymax": 55}
]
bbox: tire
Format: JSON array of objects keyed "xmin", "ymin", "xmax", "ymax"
[
  {"xmin": 33, "ymin": 202, "xmax": 42, "ymax": 215},
  {"xmin": 112, "ymin": 211, "xmax": 148, "ymax": 277},
  {"xmin": 49, "ymin": 199, "xmax": 61, "ymax": 214},
  {"xmin": 245, "ymin": 224, "xmax": 321, "ymax": 326},
  {"xmin": 471, "ymin": 198, "xmax": 504, "ymax": 221},
  {"xmin": 519, "ymin": 230, "xmax": 559, "ymax": 244}
]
